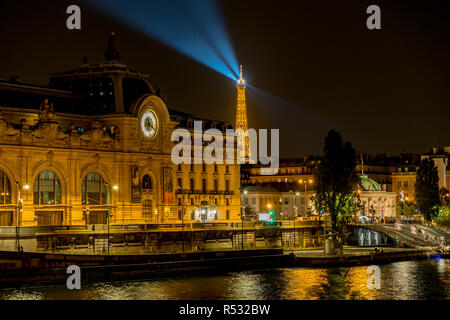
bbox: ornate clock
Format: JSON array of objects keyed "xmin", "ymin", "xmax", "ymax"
[{"xmin": 140, "ymin": 110, "xmax": 158, "ymax": 139}]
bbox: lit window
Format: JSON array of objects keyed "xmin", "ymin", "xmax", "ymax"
[
  {"xmin": 81, "ymin": 172, "xmax": 107, "ymax": 205},
  {"xmin": 0, "ymin": 170, "xmax": 11, "ymax": 205},
  {"xmin": 34, "ymin": 171, "xmax": 62, "ymax": 205}
]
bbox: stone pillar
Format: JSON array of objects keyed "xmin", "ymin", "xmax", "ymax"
[{"xmin": 112, "ymin": 75, "xmax": 124, "ymax": 113}]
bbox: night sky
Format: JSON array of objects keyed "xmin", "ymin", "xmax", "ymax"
[{"xmin": 0, "ymin": 0, "xmax": 448, "ymax": 158}]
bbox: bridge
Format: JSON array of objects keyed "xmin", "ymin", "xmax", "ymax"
[{"xmin": 354, "ymin": 223, "xmax": 450, "ymax": 248}]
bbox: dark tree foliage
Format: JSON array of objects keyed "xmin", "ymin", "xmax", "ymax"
[
  {"xmin": 415, "ymin": 158, "xmax": 440, "ymax": 221},
  {"xmin": 312, "ymin": 130, "xmax": 359, "ymax": 232},
  {"xmin": 439, "ymin": 188, "xmax": 450, "ymax": 206},
  {"xmin": 244, "ymin": 205, "xmax": 257, "ymax": 221}
]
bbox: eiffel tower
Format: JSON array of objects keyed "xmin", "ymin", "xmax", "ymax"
[{"xmin": 235, "ymin": 65, "xmax": 250, "ymax": 160}]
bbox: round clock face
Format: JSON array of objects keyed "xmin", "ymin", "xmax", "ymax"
[{"xmin": 140, "ymin": 111, "xmax": 158, "ymax": 139}]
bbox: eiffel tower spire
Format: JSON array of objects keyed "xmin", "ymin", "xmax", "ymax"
[{"xmin": 236, "ymin": 65, "xmax": 250, "ymax": 160}]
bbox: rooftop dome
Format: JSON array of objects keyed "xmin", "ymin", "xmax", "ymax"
[
  {"xmin": 48, "ymin": 33, "xmax": 156, "ymax": 115},
  {"xmin": 359, "ymin": 174, "xmax": 380, "ymax": 191}
]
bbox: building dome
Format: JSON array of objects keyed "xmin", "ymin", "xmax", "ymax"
[{"xmin": 359, "ymin": 174, "xmax": 380, "ymax": 191}]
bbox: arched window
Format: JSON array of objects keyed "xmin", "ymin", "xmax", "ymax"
[
  {"xmin": 81, "ymin": 172, "xmax": 107, "ymax": 205},
  {"xmin": 33, "ymin": 170, "xmax": 62, "ymax": 205},
  {"xmin": 142, "ymin": 174, "xmax": 152, "ymax": 190},
  {"xmin": 0, "ymin": 170, "xmax": 11, "ymax": 204}
]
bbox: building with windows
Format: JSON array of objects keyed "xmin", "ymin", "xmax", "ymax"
[
  {"xmin": 357, "ymin": 174, "xmax": 397, "ymax": 220},
  {"xmin": 242, "ymin": 152, "xmax": 449, "ymax": 211},
  {"xmin": 391, "ymin": 148, "xmax": 450, "ymax": 202},
  {"xmin": 0, "ymin": 33, "xmax": 240, "ymax": 227},
  {"xmin": 241, "ymin": 154, "xmax": 407, "ymax": 192},
  {"xmin": 242, "ymin": 185, "xmax": 315, "ymax": 220}
]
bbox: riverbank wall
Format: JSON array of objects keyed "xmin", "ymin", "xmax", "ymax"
[
  {"xmin": 293, "ymin": 248, "xmax": 434, "ymax": 267},
  {"xmin": 0, "ymin": 248, "xmax": 288, "ymax": 287}
]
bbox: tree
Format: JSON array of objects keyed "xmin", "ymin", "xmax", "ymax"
[
  {"xmin": 433, "ymin": 205, "xmax": 450, "ymax": 229},
  {"xmin": 415, "ymin": 158, "xmax": 440, "ymax": 221},
  {"xmin": 244, "ymin": 205, "xmax": 256, "ymax": 221},
  {"xmin": 312, "ymin": 130, "xmax": 359, "ymax": 233},
  {"xmin": 439, "ymin": 188, "xmax": 450, "ymax": 206},
  {"xmin": 395, "ymin": 201, "xmax": 417, "ymax": 217}
]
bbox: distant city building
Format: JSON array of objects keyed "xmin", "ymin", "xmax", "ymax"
[
  {"xmin": 357, "ymin": 174, "xmax": 397, "ymax": 220},
  {"xmin": 242, "ymin": 185, "xmax": 315, "ymax": 220},
  {"xmin": 241, "ymin": 157, "xmax": 317, "ymax": 185},
  {"xmin": 392, "ymin": 147, "xmax": 450, "ymax": 202},
  {"xmin": 242, "ymin": 150, "xmax": 450, "ymax": 218},
  {"xmin": 0, "ymin": 33, "xmax": 240, "ymax": 227}
]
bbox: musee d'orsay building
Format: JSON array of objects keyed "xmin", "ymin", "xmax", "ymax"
[{"xmin": 0, "ymin": 34, "xmax": 240, "ymax": 227}]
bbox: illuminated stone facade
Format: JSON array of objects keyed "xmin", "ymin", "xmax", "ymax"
[
  {"xmin": 357, "ymin": 175, "xmax": 397, "ymax": 220},
  {"xmin": 0, "ymin": 35, "xmax": 241, "ymax": 227}
]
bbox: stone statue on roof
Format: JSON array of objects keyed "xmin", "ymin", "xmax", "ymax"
[{"xmin": 38, "ymin": 98, "xmax": 55, "ymax": 123}]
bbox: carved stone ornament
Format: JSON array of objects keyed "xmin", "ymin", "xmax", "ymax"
[
  {"xmin": 80, "ymin": 121, "xmax": 113, "ymax": 148},
  {"xmin": 38, "ymin": 98, "xmax": 56, "ymax": 123},
  {"xmin": 32, "ymin": 122, "xmax": 69, "ymax": 144}
]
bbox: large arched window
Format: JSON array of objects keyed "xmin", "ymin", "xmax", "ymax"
[
  {"xmin": 81, "ymin": 172, "xmax": 107, "ymax": 205},
  {"xmin": 0, "ymin": 170, "xmax": 11, "ymax": 205},
  {"xmin": 142, "ymin": 174, "xmax": 152, "ymax": 191},
  {"xmin": 33, "ymin": 170, "xmax": 62, "ymax": 205}
]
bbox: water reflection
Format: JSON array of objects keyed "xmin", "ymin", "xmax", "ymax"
[
  {"xmin": 281, "ymin": 268, "xmax": 329, "ymax": 300},
  {"xmin": 0, "ymin": 260, "xmax": 448, "ymax": 300},
  {"xmin": 345, "ymin": 266, "xmax": 379, "ymax": 300},
  {"xmin": 387, "ymin": 261, "xmax": 419, "ymax": 299}
]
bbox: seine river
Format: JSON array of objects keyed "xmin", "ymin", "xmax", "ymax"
[{"xmin": 0, "ymin": 259, "xmax": 448, "ymax": 300}]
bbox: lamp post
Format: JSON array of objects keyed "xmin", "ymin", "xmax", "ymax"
[
  {"xmin": 240, "ymin": 190, "xmax": 247, "ymax": 250},
  {"xmin": 181, "ymin": 193, "xmax": 185, "ymax": 252},
  {"xmin": 290, "ymin": 191, "xmax": 299, "ymax": 249},
  {"xmin": 298, "ymin": 179, "xmax": 313, "ymax": 217},
  {"xmin": 15, "ymin": 182, "xmax": 29, "ymax": 252},
  {"xmin": 105, "ymin": 183, "xmax": 118, "ymax": 254},
  {"xmin": 400, "ymin": 190, "xmax": 405, "ymax": 222}
]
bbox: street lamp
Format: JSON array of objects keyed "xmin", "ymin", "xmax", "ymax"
[
  {"xmin": 104, "ymin": 182, "xmax": 118, "ymax": 254},
  {"xmin": 181, "ymin": 193, "xmax": 186, "ymax": 252},
  {"xmin": 15, "ymin": 182, "xmax": 29, "ymax": 252},
  {"xmin": 400, "ymin": 190, "xmax": 406, "ymax": 221},
  {"xmin": 290, "ymin": 191, "xmax": 300, "ymax": 248},
  {"xmin": 298, "ymin": 179, "xmax": 313, "ymax": 217},
  {"xmin": 240, "ymin": 189, "xmax": 248, "ymax": 250}
]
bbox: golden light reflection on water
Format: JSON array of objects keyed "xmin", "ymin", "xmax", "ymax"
[
  {"xmin": 2, "ymin": 290, "xmax": 45, "ymax": 300},
  {"xmin": 282, "ymin": 268, "xmax": 329, "ymax": 300},
  {"xmin": 344, "ymin": 266, "xmax": 379, "ymax": 300},
  {"xmin": 0, "ymin": 259, "xmax": 448, "ymax": 300}
]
